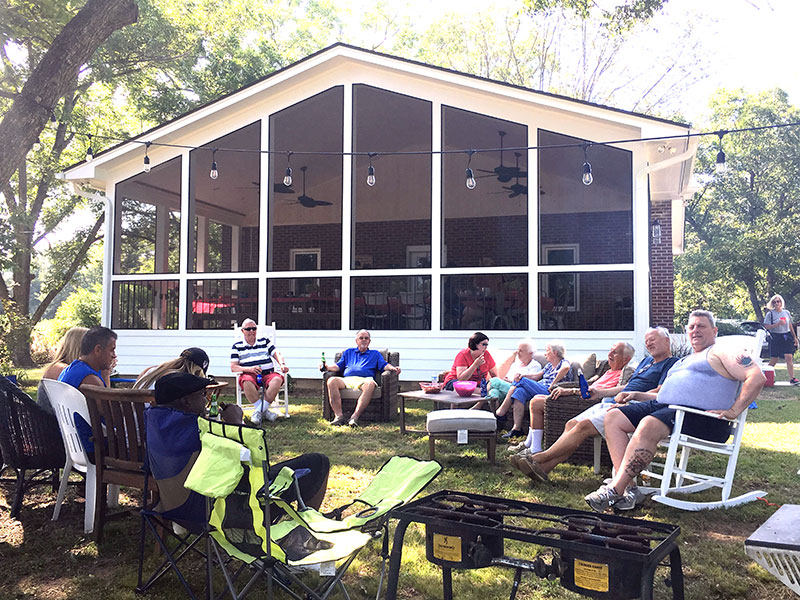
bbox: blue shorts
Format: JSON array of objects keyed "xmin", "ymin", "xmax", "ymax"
[
  {"xmin": 617, "ymin": 399, "xmax": 732, "ymax": 443},
  {"xmin": 510, "ymin": 378, "xmax": 549, "ymax": 404}
]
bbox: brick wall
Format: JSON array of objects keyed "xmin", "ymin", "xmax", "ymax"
[{"xmin": 649, "ymin": 200, "xmax": 674, "ymax": 329}]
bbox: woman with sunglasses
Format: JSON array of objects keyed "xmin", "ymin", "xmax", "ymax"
[{"xmin": 442, "ymin": 332, "xmax": 498, "ymax": 391}]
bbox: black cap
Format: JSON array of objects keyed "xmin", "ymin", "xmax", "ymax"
[
  {"xmin": 155, "ymin": 372, "xmax": 214, "ymax": 405},
  {"xmin": 180, "ymin": 347, "xmax": 209, "ymax": 374}
]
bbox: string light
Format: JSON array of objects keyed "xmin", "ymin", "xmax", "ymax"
[
  {"xmin": 582, "ymin": 143, "xmax": 593, "ymax": 186},
  {"xmin": 283, "ymin": 151, "xmax": 293, "ymax": 186},
  {"xmin": 209, "ymin": 148, "xmax": 219, "ymax": 180},
  {"xmin": 465, "ymin": 150, "xmax": 477, "ymax": 190},
  {"xmin": 367, "ymin": 153, "xmax": 376, "ymax": 187},
  {"xmin": 715, "ymin": 131, "xmax": 727, "ymax": 174},
  {"xmin": 86, "ymin": 134, "xmax": 93, "ymax": 162},
  {"xmin": 143, "ymin": 141, "xmax": 151, "ymax": 173}
]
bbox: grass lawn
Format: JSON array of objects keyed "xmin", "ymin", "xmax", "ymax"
[{"xmin": 1, "ymin": 372, "xmax": 799, "ymax": 599}]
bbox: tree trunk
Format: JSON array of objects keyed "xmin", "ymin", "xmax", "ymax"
[{"xmin": 0, "ymin": 0, "xmax": 138, "ymax": 188}]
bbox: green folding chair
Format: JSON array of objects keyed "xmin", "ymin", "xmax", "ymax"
[{"xmin": 184, "ymin": 417, "xmax": 440, "ymax": 600}]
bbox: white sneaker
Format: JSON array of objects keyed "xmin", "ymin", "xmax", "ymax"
[
  {"xmin": 506, "ymin": 441, "xmax": 530, "ymax": 454},
  {"xmin": 250, "ymin": 411, "xmax": 261, "ymax": 425},
  {"xmin": 262, "ymin": 408, "xmax": 279, "ymax": 422}
]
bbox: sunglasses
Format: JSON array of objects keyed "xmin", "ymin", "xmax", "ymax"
[{"xmin": 242, "ymin": 327, "xmax": 258, "ymax": 331}]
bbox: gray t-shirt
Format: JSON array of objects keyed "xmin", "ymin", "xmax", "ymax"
[{"xmin": 765, "ymin": 309, "xmax": 792, "ymax": 334}]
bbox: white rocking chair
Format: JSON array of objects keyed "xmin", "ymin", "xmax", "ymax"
[
  {"xmin": 232, "ymin": 322, "xmax": 289, "ymax": 418},
  {"xmin": 640, "ymin": 405, "xmax": 765, "ymax": 510}
]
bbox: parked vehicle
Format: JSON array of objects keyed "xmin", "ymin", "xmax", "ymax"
[{"xmin": 717, "ymin": 320, "xmax": 770, "ymax": 358}]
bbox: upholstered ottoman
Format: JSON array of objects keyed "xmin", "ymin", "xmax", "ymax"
[{"xmin": 425, "ymin": 409, "xmax": 497, "ymax": 464}]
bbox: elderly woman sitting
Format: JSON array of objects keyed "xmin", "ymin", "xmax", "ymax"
[
  {"xmin": 496, "ymin": 341, "xmax": 571, "ymax": 441},
  {"xmin": 487, "ymin": 338, "xmax": 542, "ymax": 403}
]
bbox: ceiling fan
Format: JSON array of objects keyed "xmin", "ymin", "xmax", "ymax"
[
  {"xmin": 288, "ymin": 166, "xmax": 333, "ymax": 208},
  {"xmin": 476, "ymin": 130, "xmax": 528, "ymax": 183},
  {"xmin": 500, "ymin": 152, "xmax": 528, "ymax": 198}
]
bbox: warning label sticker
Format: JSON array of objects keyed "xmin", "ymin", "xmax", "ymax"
[
  {"xmin": 432, "ymin": 534, "xmax": 462, "ymax": 563},
  {"xmin": 573, "ymin": 558, "xmax": 610, "ymax": 592}
]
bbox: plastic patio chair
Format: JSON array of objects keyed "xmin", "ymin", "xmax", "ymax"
[{"xmin": 232, "ymin": 322, "xmax": 289, "ymax": 418}]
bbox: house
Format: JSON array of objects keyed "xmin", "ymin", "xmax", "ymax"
[{"xmin": 60, "ymin": 43, "xmax": 697, "ymax": 382}]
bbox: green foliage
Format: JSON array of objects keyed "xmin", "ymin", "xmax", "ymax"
[
  {"xmin": 524, "ymin": 0, "xmax": 669, "ymax": 32},
  {"xmin": 678, "ymin": 88, "xmax": 800, "ymax": 323},
  {"xmin": 54, "ymin": 285, "xmax": 102, "ymax": 328}
]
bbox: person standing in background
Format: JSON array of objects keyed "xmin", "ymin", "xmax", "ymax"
[{"xmin": 764, "ymin": 294, "xmax": 799, "ymax": 385}]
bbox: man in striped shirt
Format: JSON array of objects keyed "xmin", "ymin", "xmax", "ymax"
[{"xmin": 231, "ymin": 319, "xmax": 289, "ymax": 423}]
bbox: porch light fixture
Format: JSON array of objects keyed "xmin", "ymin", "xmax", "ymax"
[
  {"xmin": 209, "ymin": 148, "xmax": 219, "ymax": 180},
  {"xmin": 582, "ymin": 143, "xmax": 593, "ymax": 186},
  {"xmin": 283, "ymin": 152, "xmax": 293, "ymax": 186},
  {"xmin": 465, "ymin": 150, "xmax": 477, "ymax": 189},
  {"xmin": 143, "ymin": 141, "xmax": 151, "ymax": 173},
  {"xmin": 715, "ymin": 131, "xmax": 727, "ymax": 174},
  {"xmin": 651, "ymin": 218, "xmax": 662, "ymax": 245},
  {"xmin": 367, "ymin": 153, "xmax": 376, "ymax": 187},
  {"xmin": 86, "ymin": 134, "xmax": 93, "ymax": 162}
]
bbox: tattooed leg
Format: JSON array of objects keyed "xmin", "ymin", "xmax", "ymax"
[{"xmin": 624, "ymin": 448, "xmax": 654, "ymax": 479}]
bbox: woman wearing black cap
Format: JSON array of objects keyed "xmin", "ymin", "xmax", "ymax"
[{"xmin": 134, "ymin": 347, "xmax": 211, "ymax": 390}]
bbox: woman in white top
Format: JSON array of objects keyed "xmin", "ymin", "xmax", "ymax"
[{"xmin": 764, "ymin": 294, "xmax": 799, "ymax": 385}]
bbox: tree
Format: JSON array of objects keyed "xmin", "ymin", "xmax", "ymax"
[{"xmin": 677, "ymin": 88, "xmax": 800, "ymax": 324}]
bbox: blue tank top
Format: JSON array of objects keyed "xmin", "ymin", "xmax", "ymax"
[
  {"xmin": 656, "ymin": 347, "xmax": 740, "ymax": 411},
  {"xmin": 58, "ymin": 360, "xmax": 106, "ymax": 456}
]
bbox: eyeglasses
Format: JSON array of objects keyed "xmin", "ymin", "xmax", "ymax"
[
  {"xmin": 479, "ymin": 342, "xmax": 489, "ymax": 347},
  {"xmin": 242, "ymin": 327, "xmax": 257, "ymax": 331}
]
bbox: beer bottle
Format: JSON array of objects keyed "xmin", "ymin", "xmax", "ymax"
[{"xmin": 320, "ymin": 352, "xmax": 326, "ymax": 372}]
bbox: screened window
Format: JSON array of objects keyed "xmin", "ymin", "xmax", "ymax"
[
  {"xmin": 114, "ymin": 156, "xmax": 181, "ymax": 274},
  {"xmin": 539, "ymin": 271, "xmax": 633, "ymax": 330},
  {"xmin": 268, "ymin": 277, "xmax": 341, "ymax": 330},
  {"xmin": 189, "ymin": 122, "xmax": 260, "ymax": 273},
  {"xmin": 538, "ymin": 130, "xmax": 633, "ymax": 265},
  {"xmin": 111, "ymin": 280, "xmax": 179, "ymax": 329},
  {"xmin": 442, "ymin": 107, "xmax": 527, "ymax": 268},
  {"xmin": 351, "ymin": 276, "xmax": 431, "ymax": 330},
  {"xmin": 352, "ymin": 85, "xmax": 432, "ymax": 270},
  {"xmin": 269, "ymin": 87, "xmax": 343, "ymax": 272},
  {"xmin": 187, "ymin": 279, "xmax": 258, "ymax": 329},
  {"xmin": 441, "ymin": 273, "xmax": 527, "ymax": 331}
]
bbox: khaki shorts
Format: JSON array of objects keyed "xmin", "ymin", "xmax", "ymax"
[{"xmin": 342, "ymin": 376, "xmax": 374, "ymax": 390}]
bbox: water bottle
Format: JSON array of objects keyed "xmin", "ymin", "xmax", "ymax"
[
  {"xmin": 480, "ymin": 377, "xmax": 488, "ymax": 398},
  {"xmin": 431, "ymin": 375, "xmax": 438, "ymax": 385},
  {"xmin": 320, "ymin": 352, "xmax": 326, "ymax": 372}
]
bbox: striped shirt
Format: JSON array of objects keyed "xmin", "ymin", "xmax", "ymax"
[{"xmin": 231, "ymin": 337, "xmax": 276, "ymax": 373}]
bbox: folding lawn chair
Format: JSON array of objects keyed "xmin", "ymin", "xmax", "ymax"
[
  {"xmin": 184, "ymin": 417, "xmax": 440, "ymax": 600},
  {"xmin": 136, "ymin": 405, "xmax": 212, "ymax": 600},
  {"xmin": 232, "ymin": 322, "xmax": 289, "ymax": 419}
]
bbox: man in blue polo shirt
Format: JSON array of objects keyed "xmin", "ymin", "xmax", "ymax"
[{"xmin": 322, "ymin": 330, "xmax": 401, "ymax": 427}]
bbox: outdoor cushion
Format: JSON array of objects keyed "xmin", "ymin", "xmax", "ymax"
[
  {"xmin": 582, "ymin": 353, "xmax": 597, "ymax": 379},
  {"xmin": 426, "ymin": 409, "xmax": 497, "ymax": 433}
]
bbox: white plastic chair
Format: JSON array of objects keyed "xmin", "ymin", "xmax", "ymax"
[
  {"xmin": 43, "ymin": 379, "xmax": 118, "ymax": 533},
  {"xmin": 232, "ymin": 322, "xmax": 289, "ymax": 418},
  {"xmin": 639, "ymin": 329, "xmax": 767, "ymax": 510}
]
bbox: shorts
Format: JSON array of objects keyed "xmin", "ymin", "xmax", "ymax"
[
  {"xmin": 239, "ymin": 371, "xmax": 284, "ymax": 390},
  {"xmin": 487, "ymin": 377, "xmax": 512, "ymax": 399},
  {"xmin": 769, "ymin": 331, "xmax": 796, "ymax": 357},
  {"xmin": 342, "ymin": 376, "xmax": 375, "ymax": 390},
  {"xmin": 510, "ymin": 377, "xmax": 549, "ymax": 404},
  {"xmin": 617, "ymin": 399, "xmax": 732, "ymax": 443},
  {"xmin": 573, "ymin": 401, "xmax": 615, "ymax": 436}
]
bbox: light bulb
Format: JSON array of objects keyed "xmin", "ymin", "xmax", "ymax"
[
  {"xmin": 367, "ymin": 164, "xmax": 376, "ymax": 187},
  {"xmin": 283, "ymin": 166, "xmax": 293, "ymax": 187},
  {"xmin": 657, "ymin": 144, "xmax": 666, "ymax": 154},
  {"xmin": 582, "ymin": 162, "xmax": 593, "ymax": 186},
  {"xmin": 465, "ymin": 167, "xmax": 477, "ymax": 190},
  {"xmin": 86, "ymin": 134, "xmax": 93, "ymax": 162},
  {"xmin": 715, "ymin": 150, "xmax": 726, "ymax": 173},
  {"xmin": 669, "ymin": 146, "xmax": 677, "ymax": 155},
  {"xmin": 143, "ymin": 155, "xmax": 151, "ymax": 173},
  {"xmin": 210, "ymin": 161, "xmax": 218, "ymax": 180}
]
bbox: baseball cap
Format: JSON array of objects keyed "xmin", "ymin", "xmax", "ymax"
[
  {"xmin": 180, "ymin": 347, "xmax": 210, "ymax": 374},
  {"xmin": 155, "ymin": 372, "xmax": 214, "ymax": 405}
]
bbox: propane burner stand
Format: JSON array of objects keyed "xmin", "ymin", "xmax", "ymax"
[{"xmin": 385, "ymin": 490, "xmax": 683, "ymax": 600}]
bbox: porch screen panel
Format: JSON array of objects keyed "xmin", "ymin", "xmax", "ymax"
[
  {"xmin": 352, "ymin": 85, "xmax": 432, "ymax": 270},
  {"xmin": 441, "ymin": 273, "xmax": 527, "ymax": 331},
  {"xmin": 111, "ymin": 280, "xmax": 179, "ymax": 329},
  {"xmin": 538, "ymin": 130, "xmax": 632, "ymax": 265},
  {"xmin": 268, "ymin": 87, "xmax": 343, "ymax": 272},
  {"xmin": 187, "ymin": 279, "xmax": 258, "ymax": 330},
  {"xmin": 539, "ymin": 271, "xmax": 633, "ymax": 331},
  {"xmin": 442, "ymin": 107, "xmax": 527, "ymax": 268},
  {"xmin": 268, "ymin": 278, "xmax": 341, "ymax": 330},
  {"xmin": 350, "ymin": 276, "xmax": 432, "ymax": 331},
  {"xmin": 113, "ymin": 156, "xmax": 181, "ymax": 274},
  {"xmin": 189, "ymin": 122, "xmax": 260, "ymax": 273}
]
